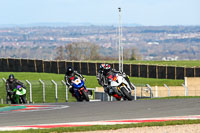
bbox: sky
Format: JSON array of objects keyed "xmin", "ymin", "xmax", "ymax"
[{"xmin": 0, "ymin": 0, "xmax": 199, "ymax": 26}]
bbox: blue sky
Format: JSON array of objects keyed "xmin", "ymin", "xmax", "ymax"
[{"xmin": 0, "ymin": 0, "xmax": 199, "ymax": 26}]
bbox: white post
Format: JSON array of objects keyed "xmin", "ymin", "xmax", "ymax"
[
  {"xmin": 155, "ymin": 86, "xmax": 158, "ymax": 97},
  {"xmin": 2, "ymin": 78, "xmax": 6, "ymax": 82},
  {"xmin": 26, "ymin": 80, "xmax": 32, "ymax": 103},
  {"xmin": 118, "ymin": 7, "xmax": 122, "ymax": 72},
  {"xmin": 131, "ymin": 83, "xmax": 137, "ymax": 100},
  {"xmin": 1, "ymin": 99, "xmax": 3, "ymax": 104},
  {"xmin": 39, "ymin": 79, "xmax": 45, "ymax": 103},
  {"xmin": 51, "ymin": 80, "xmax": 58, "ymax": 102},
  {"xmin": 2, "ymin": 78, "xmax": 7, "ymax": 103},
  {"xmin": 184, "ymin": 77, "xmax": 187, "ymax": 87},
  {"xmin": 182, "ymin": 84, "xmax": 188, "ymax": 96},
  {"xmin": 164, "ymin": 84, "xmax": 170, "ymax": 97},
  {"xmin": 111, "ymin": 96, "xmax": 113, "ymax": 101},
  {"xmin": 107, "ymin": 94, "xmax": 110, "ymax": 101},
  {"xmin": 146, "ymin": 84, "xmax": 153, "ymax": 98},
  {"xmin": 62, "ymin": 80, "xmax": 68, "ymax": 102}
]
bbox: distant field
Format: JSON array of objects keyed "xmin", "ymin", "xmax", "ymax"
[
  {"xmin": 85, "ymin": 60, "xmax": 200, "ymax": 67},
  {"xmin": 0, "ymin": 72, "xmax": 183, "ymax": 103}
]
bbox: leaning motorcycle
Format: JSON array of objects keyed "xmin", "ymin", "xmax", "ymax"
[
  {"xmin": 71, "ymin": 76, "xmax": 90, "ymax": 102},
  {"xmin": 12, "ymin": 85, "xmax": 27, "ymax": 104},
  {"xmin": 109, "ymin": 74, "xmax": 133, "ymax": 101}
]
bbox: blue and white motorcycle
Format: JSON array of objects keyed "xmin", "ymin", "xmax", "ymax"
[{"xmin": 71, "ymin": 76, "xmax": 90, "ymax": 102}]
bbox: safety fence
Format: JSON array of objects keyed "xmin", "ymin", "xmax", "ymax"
[
  {"xmin": 0, "ymin": 78, "xmax": 95, "ymax": 104},
  {"xmin": 1, "ymin": 58, "xmax": 200, "ymax": 79}
]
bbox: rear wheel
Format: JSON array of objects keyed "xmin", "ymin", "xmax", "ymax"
[
  {"xmin": 121, "ymin": 87, "xmax": 132, "ymax": 101},
  {"xmin": 81, "ymin": 90, "xmax": 90, "ymax": 102}
]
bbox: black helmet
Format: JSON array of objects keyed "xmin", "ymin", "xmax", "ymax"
[
  {"xmin": 66, "ymin": 67, "xmax": 74, "ymax": 76},
  {"xmin": 8, "ymin": 74, "xmax": 15, "ymax": 82},
  {"xmin": 103, "ymin": 64, "xmax": 111, "ymax": 74}
]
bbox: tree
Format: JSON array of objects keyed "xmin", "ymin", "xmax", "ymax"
[
  {"xmin": 55, "ymin": 46, "xmax": 65, "ymax": 60},
  {"xmin": 65, "ymin": 42, "xmax": 100, "ymax": 61}
]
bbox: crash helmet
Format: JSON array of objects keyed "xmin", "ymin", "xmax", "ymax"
[
  {"xmin": 8, "ymin": 74, "xmax": 15, "ymax": 82},
  {"xmin": 99, "ymin": 63, "xmax": 105, "ymax": 70},
  {"xmin": 66, "ymin": 67, "xmax": 74, "ymax": 76},
  {"xmin": 103, "ymin": 64, "xmax": 111, "ymax": 74}
]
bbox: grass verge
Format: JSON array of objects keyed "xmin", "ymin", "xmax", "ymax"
[
  {"xmin": 0, "ymin": 104, "xmax": 10, "ymax": 108},
  {"xmin": 3, "ymin": 119, "xmax": 200, "ymax": 133}
]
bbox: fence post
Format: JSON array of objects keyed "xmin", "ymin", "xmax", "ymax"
[
  {"xmin": 51, "ymin": 80, "xmax": 58, "ymax": 103},
  {"xmin": 182, "ymin": 83, "xmax": 188, "ymax": 96},
  {"xmin": 2, "ymin": 78, "xmax": 7, "ymax": 104},
  {"xmin": 155, "ymin": 86, "xmax": 158, "ymax": 97},
  {"xmin": 164, "ymin": 84, "xmax": 170, "ymax": 97},
  {"xmin": 1, "ymin": 99, "xmax": 3, "ymax": 104},
  {"xmin": 39, "ymin": 79, "xmax": 45, "ymax": 103},
  {"xmin": 131, "ymin": 83, "xmax": 137, "ymax": 100},
  {"xmin": 146, "ymin": 84, "xmax": 153, "ymax": 98},
  {"xmin": 26, "ymin": 80, "xmax": 32, "ymax": 103},
  {"xmin": 62, "ymin": 80, "xmax": 68, "ymax": 102}
]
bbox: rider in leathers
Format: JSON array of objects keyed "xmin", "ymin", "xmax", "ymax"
[
  {"xmin": 6, "ymin": 74, "xmax": 26, "ymax": 104},
  {"xmin": 97, "ymin": 64, "xmax": 135, "ymax": 95},
  {"xmin": 64, "ymin": 67, "xmax": 86, "ymax": 97}
]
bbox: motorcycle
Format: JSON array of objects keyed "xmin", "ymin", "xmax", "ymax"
[
  {"xmin": 12, "ymin": 85, "xmax": 27, "ymax": 104},
  {"xmin": 109, "ymin": 73, "xmax": 133, "ymax": 101},
  {"xmin": 71, "ymin": 76, "xmax": 90, "ymax": 102}
]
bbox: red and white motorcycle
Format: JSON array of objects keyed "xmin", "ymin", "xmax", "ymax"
[{"xmin": 108, "ymin": 73, "xmax": 133, "ymax": 101}]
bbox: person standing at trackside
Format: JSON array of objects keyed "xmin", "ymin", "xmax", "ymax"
[
  {"xmin": 64, "ymin": 67, "xmax": 86, "ymax": 96},
  {"xmin": 6, "ymin": 74, "xmax": 26, "ymax": 104}
]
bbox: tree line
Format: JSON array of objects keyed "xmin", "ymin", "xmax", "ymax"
[{"xmin": 55, "ymin": 42, "xmax": 138, "ymax": 61}]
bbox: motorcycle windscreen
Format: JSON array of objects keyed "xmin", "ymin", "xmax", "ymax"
[
  {"xmin": 72, "ymin": 80, "xmax": 84, "ymax": 88},
  {"xmin": 16, "ymin": 88, "xmax": 26, "ymax": 95}
]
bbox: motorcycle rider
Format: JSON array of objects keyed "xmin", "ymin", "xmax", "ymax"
[
  {"xmin": 96, "ymin": 63, "xmax": 105, "ymax": 86},
  {"xmin": 64, "ymin": 67, "xmax": 86, "ymax": 96},
  {"xmin": 5, "ymin": 74, "xmax": 26, "ymax": 104},
  {"xmin": 101, "ymin": 64, "xmax": 135, "ymax": 95}
]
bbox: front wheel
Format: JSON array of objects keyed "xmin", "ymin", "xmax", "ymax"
[
  {"xmin": 21, "ymin": 95, "xmax": 27, "ymax": 104},
  {"xmin": 121, "ymin": 87, "xmax": 132, "ymax": 101},
  {"xmin": 81, "ymin": 90, "xmax": 90, "ymax": 102}
]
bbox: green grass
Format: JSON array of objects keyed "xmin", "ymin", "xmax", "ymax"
[
  {"xmin": 2, "ymin": 119, "xmax": 200, "ymax": 133},
  {"xmin": 86, "ymin": 60, "xmax": 200, "ymax": 67},
  {"xmin": 0, "ymin": 72, "xmax": 184, "ymax": 103},
  {"xmin": 0, "ymin": 104, "xmax": 10, "ymax": 107}
]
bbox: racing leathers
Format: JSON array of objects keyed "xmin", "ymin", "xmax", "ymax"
[
  {"xmin": 64, "ymin": 71, "xmax": 85, "ymax": 95},
  {"xmin": 101, "ymin": 69, "xmax": 135, "ymax": 95},
  {"xmin": 6, "ymin": 79, "xmax": 26, "ymax": 103}
]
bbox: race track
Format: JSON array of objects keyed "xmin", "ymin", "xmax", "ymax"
[{"xmin": 0, "ymin": 98, "xmax": 200, "ymax": 127}]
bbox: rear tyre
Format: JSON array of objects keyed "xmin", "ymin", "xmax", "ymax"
[
  {"xmin": 121, "ymin": 87, "xmax": 132, "ymax": 101},
  {"xmin": 81, "ymin": 90, "xmax": 90, "ymax": 102}
]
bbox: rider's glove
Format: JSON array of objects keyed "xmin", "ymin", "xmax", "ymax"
[
  {"xmin": 69, "ymin": 85, "xmax": 72, "ymax": 89},
  {"xmin": 83, "ymin": 78, "xmax": 86, "ymax": 82}
]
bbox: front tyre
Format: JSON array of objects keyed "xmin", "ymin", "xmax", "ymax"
[
  {"xmin": 121, "ymin": 87, "xmax": 132, "ymax": 101},
  {"xmin": 81, "ymin": 90, "xmax": 90, "ymax": 102},
  {"xmin": 21, "ymin": 95, "xmax": 27, "ymax": 104}
]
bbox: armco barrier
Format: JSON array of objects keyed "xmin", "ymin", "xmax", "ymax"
[{"xmin": 1, "ymin": 58, "xmax": 200, "ymax": 80}]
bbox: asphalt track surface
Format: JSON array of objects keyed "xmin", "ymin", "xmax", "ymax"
[{"xmin": 0, "ymin": 98, "xmax": 200, "ymax": 127}]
